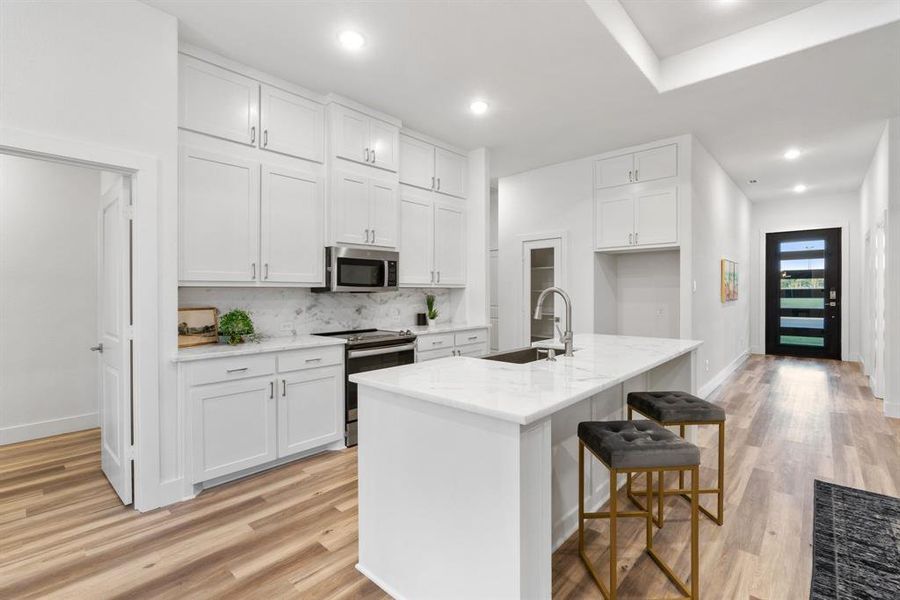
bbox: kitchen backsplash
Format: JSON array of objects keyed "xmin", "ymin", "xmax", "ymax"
[{"xmin": 178, "ymin": 287, "xmax": 451, "ymax": 337}]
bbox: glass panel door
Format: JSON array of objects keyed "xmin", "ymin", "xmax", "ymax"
[{"xmin": 765, "ymin": 228, "xmax": 841, "ymax": 359}]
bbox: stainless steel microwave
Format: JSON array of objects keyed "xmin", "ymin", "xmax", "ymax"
[{"xmin": 313, "ymin": 246, "xmax": 399, "ymax": 292}]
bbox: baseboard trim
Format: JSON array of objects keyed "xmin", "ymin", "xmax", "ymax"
[
  {"xmin": 0, "ymin": 412, "xmax": 98, "ymax": 445},
  {"xmin": 356, "ymin": 563, "xmax": 409, "ymax": 600},
  {"xmin": 885, "ymin": 403, "xmax": 900, "ymax": 419},
  {"xmin": 698, "ymin": 351, "xmax": 750, "ymax": 399}
]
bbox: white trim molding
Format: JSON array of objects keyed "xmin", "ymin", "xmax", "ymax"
[
  {"xmin": 698, "ymin": 351, "xmax": 750, "ymax": 400},
  {"xmin": 0, "ymin": 413, "xmax": 98, "ymax": 446}
]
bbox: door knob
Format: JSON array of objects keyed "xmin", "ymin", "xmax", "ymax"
[{"xmin": 90, "ymin": 343, "xmax": 104, "ymax": 353}]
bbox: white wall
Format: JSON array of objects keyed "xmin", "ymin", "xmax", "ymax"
[
  {"xmin": 616, "ymin": 250, "xmax": 680, "ymax": 339},
  {"xmin": 0, "ymin": 0, "xmax": 178, "ymax": 504},
  {"xmin": 749, "ymin": 193, "xmax": 860, "ymax": 362},
  {"xmin": 691, "ymin": 139, "xmax": 751, "ymax": 394},
  {"xmin": 887, "ymin": 117, "xmax": 900, "ymax": 419},
  {"xmin": 0, "ymin": 156, "xmax": 100, "ymax": 443}
]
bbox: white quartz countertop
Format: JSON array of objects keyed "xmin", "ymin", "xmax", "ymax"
[
  {"xmin": 350, "ymin": 334, "xmax": 702, "ymax": 425},
  {"xmin": 175, "ymin": 334, "xmax": 345, "ymax": 362},
  {"xmin": 406, "ymin": 322, "xmax": 490, "ymax": 335}
]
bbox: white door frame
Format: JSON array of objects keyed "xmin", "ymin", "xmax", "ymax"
[
  {"xmin": 756, "ymin": 221, "xmax": 850, "ymax": 361},
  {"xmin": 517, "ymin": 231, "xmax": 568, "ymax": 347},
  {"xmin": 1, "ymin": 127, "xmax": 160, "ymax": 511}
]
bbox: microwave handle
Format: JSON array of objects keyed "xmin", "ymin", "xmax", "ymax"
[{"xmin": 384, "ymin": 260, "xmax": 390, "ymax": 287}]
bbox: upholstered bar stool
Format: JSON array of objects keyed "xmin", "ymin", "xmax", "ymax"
[
  {"xmin": 626, "ymin": 391, "xmax": 726, "ymax": 526},
  {"xmin": 578, "ymin": 420, "xmax": 701, "ymax": 599}
]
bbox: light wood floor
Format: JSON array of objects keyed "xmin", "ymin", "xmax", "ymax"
[{"xmin": 1, "ymin": 356, "xmax": 897, "ymax": 599}]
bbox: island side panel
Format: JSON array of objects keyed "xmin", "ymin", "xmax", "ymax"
[{"xmin": 357, "ymin": 385, "xmax": 546, "ymax": 600}]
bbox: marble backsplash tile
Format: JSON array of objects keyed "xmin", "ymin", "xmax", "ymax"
[{"xmin": 179, "ymin": 287, "xmax": 451, "ymax": 337}]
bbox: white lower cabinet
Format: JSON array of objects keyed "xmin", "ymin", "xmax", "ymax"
[
  {"xmin": 185, "ymin": 347, "xmax": 344, "ymax": 485},
  {"xmin": 278, "ymin": 365, "xmax": 343, "ymax": 457},
  {"xmin": 191, "ymin": 376, "xmax": 277, "ymax": 483}
]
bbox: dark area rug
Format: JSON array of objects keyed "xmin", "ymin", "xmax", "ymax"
[{"xmin": 811, "ymin": 480, "xmax": 900, "ymax": 599}]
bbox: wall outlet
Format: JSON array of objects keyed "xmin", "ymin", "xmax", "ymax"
[{"xmin": 280, "ymin": 322, "xmax": 294, "ymax": 333}]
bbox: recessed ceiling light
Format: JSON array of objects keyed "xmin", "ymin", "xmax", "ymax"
[
  {"xmin": 338, "ymin": 30, "xmax": 365, "ymax": 51},
  {"xmin": 783, "ymin": 148, "xmax": 801, "ymax": 160},
  {"xmin": 469, "ymin": 100, "xmax": 489, "ymax": 115},
  {"xmin": 793, "ymin": 184, "xmax": 807, "ymax": 193}
]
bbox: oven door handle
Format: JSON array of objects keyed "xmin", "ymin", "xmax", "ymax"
[{"xmin": 347, "ymin": 343, "xmax": 416, "ymax": 359}]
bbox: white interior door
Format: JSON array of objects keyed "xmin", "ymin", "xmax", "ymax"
[
  {"xmin": 521, "ymin": 235, "xmax": 564, "ymax": 346},
  {"xmin": 97, "ymin": 175, "xmax": 132, "ymax": 505}
]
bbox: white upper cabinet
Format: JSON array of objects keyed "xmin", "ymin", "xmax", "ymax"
[
  {"xmin": 399, "ymin": 189, "xmax": 435, "ymax": 286},
  {"xmin": 594, "ymin": 144, "xmax": 678, "ymax": 189},
  {"xmin": 259, "ymin": 84, "xmax": 324, "ymax": 163},
  {"xmin": 260, "ymin": 165, "xmax": 324, "ymax": 284},
  {"xmin": 332, "ymin": 171, "xmax": 370, "ymax": 246},
  {"xmin": 399, "ymin": 135, "xmax": 435, "ymax": 190},
  {"xmin": 369, "ymin": 179, "xmax": 398, "ymax": 248},
  {"xmin": 595, "ymin": 193, "xmax": 635, "ymax": 249},
  {"xmin": 331, "ymin": 170, "xmax": 398, "ymax": 248},
  {"xmin": 594, "ymin": 183, "xmax": 678, "ymax": 250},
  {"xmin": 435, "ymin": 148, "xmax": 467, "ymax": 198},
  {"xmin": 330, "ymin": 104, "xmax": 399, "ymax": 172},
  {"xmin": 433, "ymin": 199, "xmax": 466, "ymax": 286},
  {"xmin": 179, "ymin": 55, "xmax": 259, "ymax": 146},
  {"xmin": 633, "ymin": 144, "xmax": 677, "ymax": 183},
  {"xmin": 179, "ymin": 147, "xmax": 260, "ymax": 282},
  {"xmin": 399, "ymin": 134, "xmax": 467, "ymax": 199},
  {"xmin": 634, "ymin": 186, "xmax": 678, "ymax": 246}
]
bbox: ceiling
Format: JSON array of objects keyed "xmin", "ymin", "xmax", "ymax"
[
  {"xmin": 619, "ymin": 0, "xmax": 822, "ymax": 58},
  {"xmin": 145, "ymin": 0, "xmax": 900, "ymax": 202}
]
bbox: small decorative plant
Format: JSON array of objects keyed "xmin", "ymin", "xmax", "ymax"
[
  {"xmin": 219, "ymin": 309, "xmax": 255, "ymax": 345},
  {"xmin": 425, "ymin": 294, "xmax": 439, "ymax": 325}
]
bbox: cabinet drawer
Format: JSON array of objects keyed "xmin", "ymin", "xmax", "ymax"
[
  {"xmin": 455, "ymin": 329, "xmax": 487, "ymax": 347},
  {"xmin": 417, "ymin": 347, "xmax": 454, "ymax": 362},
  {"xmin": 277, "ymin": 346, "xmax": 343, "ymax": 373},
  {"xmin": 190, "ymin": 354, "xmax": 276, "ymax": 386},
  {"xmin": 417, "ymin": 333, "xmax": 455, "ymax": 352},
  {"xmin": 457, "ymin": 343, "xmax": 488, "ymax": 358}
]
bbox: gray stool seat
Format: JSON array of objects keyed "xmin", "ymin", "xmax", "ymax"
[
  {"xmin": 577, "ymin": 420, "xmax": 700, "ymax": 470},
  {"xmin": 628, "ymin": 391, "xmax": 725, "ymax": 423}
]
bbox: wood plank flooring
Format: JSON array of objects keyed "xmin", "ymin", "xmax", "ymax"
[{"xmin": 1, "ymin": 355, "xmax": 897, "ymax": 599}]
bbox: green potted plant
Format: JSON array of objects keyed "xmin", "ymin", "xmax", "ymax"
[
  {"xmin": 425, "ymin": 294, "xmax": 439, "ymax": 327},
  {"xmin": 219, "ymin": 309, "xmax": 255, "ymax": 345}
]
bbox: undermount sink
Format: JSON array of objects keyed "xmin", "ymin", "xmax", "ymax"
[{"xmin": 480, "ymin": 346, "xmax": 562, "ymax": 364}]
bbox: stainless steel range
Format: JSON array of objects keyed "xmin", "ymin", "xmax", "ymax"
[{"xmin": 316, "ymin": 328, "xmax": 416, "ymax": 446}]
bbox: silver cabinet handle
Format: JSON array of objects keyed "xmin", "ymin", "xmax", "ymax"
[
  {"xmin": 436, "ymin": 177, "xmax": 441, "ymax": 190},
  {"xmin": 263, "ymin": 129, "xmax": 268, "ymax": 147},
  {"xmin": 90, "ymin": 343, "xmax": 104, "ymax": 353},
  {"xmin": 628, "ymin": 170, "xmax": 633, "ymax": 183},
  {"xmin": 371, "ymin": 229, "xmax": 376, "ymax": 244},
  {"xmin": 468, "ymin": 336, "xmax": 478, "ymax": 341},
  {"xmin": 305, "ymin": 357, "xmax": 322, "ymax": 363},
  {"xmin": 282, "ymin": 379, "xmax": 286, "ymax": 396},
  {"xmin": 635, "ymin": 232, "xmax": 639, "ymax": 245},
  {"xmin": 251, "ymin": 262, "xmax": 256, "ymax": 279},
  {"xmin": 432, "ymin": 340, "xmax": 444, "ymax": 345},
  {"xmin": 269, "ymin": 381, "xmax": 274, "ymax": 399},
  {"xmin": 436, "ymin": 270, "xmax": 441, "ymax": 283},
  {"xmin": 227, "ymin": 367, "xmax": 248, "ymax": 373},
  {"xmin": 250, "ymin": 126, "xmax": 256, "ymax": 144},
  {"xmin": 365, "ymin": 229, "xmax": 370, "ymax": 243},
  {"xmin": 635, "ymin": 169, "xmax": 639, "ymax": 181},
  {"xmin": 628, "ymin": 233, "xmax": 633, "ymax": 245},
  {"xmin": 431, "ymin": 176, "xmax": 435, "ymax": 190},
  {"xmin": 264, "ymin": 263, "xmax": 269, "ymax": 279},
  {"xmin": 431, "ymin": 270, "xmax": 434, "ymax": 284},
  {"xmin": 365, "ymin": 148, "xmax": 370, "ymax": 162},
  {"xmin": 371, "ymin": 149, "xmax": 376, "ymax": 163}
]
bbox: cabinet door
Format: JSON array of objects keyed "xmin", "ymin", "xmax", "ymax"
[
  {"xmin": 594, "ymin": 153, "xmax": 634, "ymax": 189},
  {"xmin": 369, "ymin": 119, "xmax": 400, "ymax": 172},
  {"xmin": 259, "ymin": 84, "xmax": 324, "ymax": 162},
  {"xmin": 179, "ymin": 55, "xmax": 259, "ymax": 146},
  {"xmin": 191, "ymin": 376, "xmax": 276, "ymax": 483},
  {"xmin": 332, "ymin": 105, "xmax": 369, "ymax": 164},
  {"xmin": 433, "ymin": 199, "xmax": 466, "ymax": 286},
  {"xmin": 634, "ymin": 186, "xmax": 677, "ymax": 246},
  {"xmin": 633, "ymin": 144, "xmax": 677, "ymax": 183},
  {"xmin": 457, "ymin": 343, "xmax": 488, "ymax": 358},
  {"xmin": 434, "ymin": 148, "xmax": 467, "ymax": 198},
  {"xmin": 594, "ymin": 192, "xmax": 634, "ymax": 249},
  {"xmin": 331, "ymin": 171, "xmax": 370, "ymax": 245},
  {"xmin": 399, "ymin": 135, "xmax": 435, "ymax": 190},
  {"xmin": 179, "ymin": 147, "xmax": 260, "ymax": 282},
  {"xmin": 416, "ymin": 347, "xmax": 454, "ymax": 362},
  {"xmin": 260, "ymin": 165, "xmax": 324, "ymax": 284},
  {"xmin": 399, "ymin": 189, "xmax": 435, "ymax": 286},
  {"xmin": 369, "ymin": 179, "xmax": 398, "ymax": 248},
  {"xmin": 277, "ymin": 366, "xmax": 343, "ymax": 457}
]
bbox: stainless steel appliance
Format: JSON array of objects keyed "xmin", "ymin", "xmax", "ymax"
[
  {"xmin": 316, "ymin": 329, "xmax": 416, "ymax": 446},
  {"xmin": 313, "ymin": 246, "xmax": 399, "ymax": 293}
]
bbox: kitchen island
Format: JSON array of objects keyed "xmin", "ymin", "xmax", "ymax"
[{"xmin": 350, "ymin": 333, "xmax": 702, "ymax": 600}]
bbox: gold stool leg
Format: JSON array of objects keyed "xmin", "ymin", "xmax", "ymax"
[
  {"xmin": 657, "ymin": 467, "xmax": 664, "ymax": 527},
  {"xmin": 645, "ymin": 471, "xmax": 653, "ymax": 550},
  {"xmin": 609, "ymin": 467, "xmax": 618, "ymax": 600},
  {"xmin": 717, "ymin": 422, "xmax": 725, "ymax": 525},
  {"xmin": 626, "ymin": 407, "xmax": 633, "ymax": 498},
  {"xmin": 691, "ymin": 465, "xmax": 700, "ymax": 599}
]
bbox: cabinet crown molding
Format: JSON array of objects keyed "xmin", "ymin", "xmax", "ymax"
[{"xmin": 324, "ymin": 94, "xmax": 402, "ymax": 128}]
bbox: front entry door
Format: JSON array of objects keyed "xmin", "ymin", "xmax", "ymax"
[
  {"xmin": 765, "ymin": 228, "xmax": 841, "ymax": 359},
  {"xmin": 97, "ymin": 175, "xmax": 133, "ymax": 504}
]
